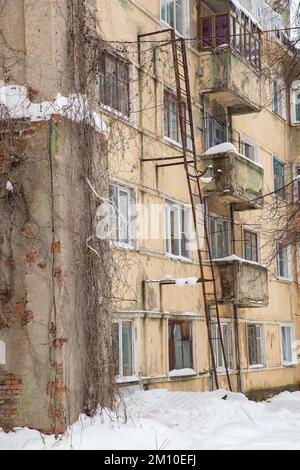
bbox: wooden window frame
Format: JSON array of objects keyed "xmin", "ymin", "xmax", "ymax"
[
  {"xmin": 243, "ymin": 230, "xmax": 259, "ymax": 263},
  {"xmin": 99, "ymin": 51, "xmax": 130, "ymax": 117},
  {"xmin": 247, "ymin": 324, "xmax": 265, "ymax": 368},
  {"xmin": 168, "ymin": 320, "xmax": 193, "ymax": 371},
  {"xmin": 273, "ymin": 157, "xmax": 286, "ymax": 199}
]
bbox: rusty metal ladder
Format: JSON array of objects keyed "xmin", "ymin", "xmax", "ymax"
[{"xmin": 138, "ymin": 29, "xmax": 232, "ymax": 391}]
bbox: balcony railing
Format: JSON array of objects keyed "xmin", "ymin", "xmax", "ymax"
[{"xmin": 199, "ymin": 13, "xmax": 261, "ymax": 72}]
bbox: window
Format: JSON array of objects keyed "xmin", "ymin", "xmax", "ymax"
[
  {"xmin": 161, "ymin": 0, "xmax": 187, "ymax": 36},
  {"xmin": 247, "ymin": 324, "xmax": 265, "ymax": 367},
  {"xmin": 281, "ymin": 325, "xmax": 297, "ymax": 366},
  {"xmin": 240, "ymin": 136, "xmax": 258, "ymax": 163},
  {"xmin": 109, "ymin": 184, "xmax": 134, "ymax": 247},
  {"xmin": 99, "ymin": 52, "xmax": 130, "ymax": 116},
  {"xmin": 272, "ymin": 78, "xmax": 286, "ymax": 119},
  {"xmin": 273, "ymin": 157, "xmax": 286, "ymax": 198},
  {"xmin": 244, "ymin": 230, "xmax": 259, "ymax": 263},
  {"xmin": 210, "ymin": 217, "xmax": 229, "ymax": 259},
  {"xmin": 296, "ymin": 92, "xmax": 300, "ymax": 123},
  {"xmin": 165, "ymin": 203, "xmax": 191, "ymax": 259},
  {"xmin": 205, "ymin": 112, "xmax": 227, "ymax": 150},
  {"xmin": 294, "ymin": 165, "xmax": 300, "ymax": 202},
  {"xmin": 112, "ymin": 321, "xmax": 133, "ymax": 377},
  {"xmin": 164, "ymin": 89, "xmax": 191, "ymax": 148},
  {"xmin": 164, "ymin": 89, "xmax": 180, "ymax": 144},
  {"xmin": 168, "ymin": 320, "xmax": 193, "ymax": 371},
  {"xmin": 276, "ymin": 242, "xmax": 292, "ymax": 280},
  {"xmin": 211, "ymin": 322, "xmax": 233, "ymax": 370}
]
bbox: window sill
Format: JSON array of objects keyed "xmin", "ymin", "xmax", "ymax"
[
  {"xmin": 160, "ymin": 20, "xmax": 186, "ymax": 39},
  {"xmin": 271, "ymin": 110, "xmax": 287, "ymax": 122},
  {"xmin": 163, "ymin": 136, "xmax": 183, "ymax": 149},
  {"xmin": 166, "ymin": 253, "xmax": 193, "ymax": 264},
  {"xmin": 168, "ymin": 368, "xmax": 197, "ymax": 379},
  {"xmin": 115, "ymin": 375, "xmax": 140, "ymax": 384},
  {"xmin": 276, "ymin": 276, "xmax": 293, "ymax": 284},
  {"xmin": 282, "ymin": 362, "xmax": 297, "ymax": 368},
  {"xmin": 99, "ymin": 103, "xmax": 132, "ymax": 124},
  {"xmin": 249, "ymin": 364, "xmax": 266, "ymax": 370},
  {"xmin": 111, "ymin": 241, "xmax": 136, "ymax": 251}
]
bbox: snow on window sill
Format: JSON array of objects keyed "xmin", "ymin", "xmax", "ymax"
[
  {"xmin": 249, "ymin": 364, "xmax": 266, "ymax": 370},
  {"xmin": 282, "ymin": 362, "xmax": 297, "ymax": 368},
  {"xmin": 163, "ymin": 136, "xmax": 183, "ymax": 149},
  {"xmin": 115, "ymin": 375, "xmax": 140, "ymax": 384},
  {"xmin": 276, "ymin": 276, "xmax": 293, "ymax": 284},
  {"xmin": 166, "ymin": 252, "xmax": 193, "ymax": 264},
  {"xmin": 99, "ymin": 103, "xmax": 132, "ymax": 123},
  {"xmin": 110, "ymin": 241, "xmax": 136, "ymax": 251},
  {"xmin": 168, "ymin": 368, "xmax": 197, "ymax": 379}
]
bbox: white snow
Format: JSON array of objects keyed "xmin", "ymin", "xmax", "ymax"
[
  {"xmin": 1, "ymin": 389, "xmax": 300, "ymax": 450},
  {"xmin": 203, "ymin": 142, "xmax": 239, "ymax": 156},
  {"xmin": 175, "ymin": 277, "xmax": 198, "ymax": 287},
  {"xmin": 6, "ymin": 181, "xmax": 13, "ymax": 192},
  {"xmin": 168, "ymin": 369, "xmax": 197, "ymax": 378},
  {"xmin": 230, "ymin": 0, "xmax": 263, "ymax": 30},
  {"xmin": 0, "ymin": 83, "xmax": 106, "ymax": 133},
  {"xmin": 212, "ymin": 254, "xmax": 265, "ymax": 267},
  {"xmin": 200, "ymin": 177, "xmax": 214, "ymax": 184}
]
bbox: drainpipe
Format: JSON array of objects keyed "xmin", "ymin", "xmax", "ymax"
[{"xmin": 230, "ymin": 203, "xmax": 243, "ymax": 393}]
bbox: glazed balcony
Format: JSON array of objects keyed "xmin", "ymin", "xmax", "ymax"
[
  {"xmin": 211, "ymin": 256, "xmax": 269, "ymax": 308},
  {"xmin": 202, "ymin": 145, "xmax": 264, "ymax": 211},
  {"xmin": 198, "ymin": 13, "xmax": 262, "ymax": 114}
]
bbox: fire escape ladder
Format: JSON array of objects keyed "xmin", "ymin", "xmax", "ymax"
[
  {"xmin": 170, "ymin": 31, "xmax": 232, "ymax": 391},
  {"xmin": 138, "ymin": 29, "xmax": 232, "ymax": 391}
]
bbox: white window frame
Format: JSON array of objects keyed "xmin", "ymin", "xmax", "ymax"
[
  {"xmin": 109, "ymin": 183, "xmax": 135, "ymax": 250},
  {"xmin": 211, "ymin": 322, "xmax": 233, "ymax": 372},
  {"xmin": 240, "ymin": 134, "xmax": 259, "ymax": 163},
  {"xmin": 280, "ymin": 324, "xmax": 297, "ymax": 367},
  {"xmin": 247, "ymin": 323, "xmax": 266, "ymax": 369},
  {"xmin": 160, "ymin": 0, "xmax": 189, "ymax": 37},
  {"xmin": 165, "ymin": 202, "xmax": 191, "ymax": 261},
  {"xmin": 276, "ymin": 242, "xmax": 292, "ymax": 282},
  {"xmin": 113, "ymin": 320, "xmax": 134, "ymax": 379},
  {"xmin": 205, "ymin": 111, "xmax": 228, "ymax": 151},
  {"xmin": 272, "ymin": 77, "xmax": 286, "ymax": 120},
  {"xmin": 290, "ymin": 80, "xmax": 300, "ymax": 124}
]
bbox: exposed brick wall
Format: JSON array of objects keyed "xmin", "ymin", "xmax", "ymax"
[{"xmin": 0, "ymin": 369, "xmax": 23, "ymax": 432}]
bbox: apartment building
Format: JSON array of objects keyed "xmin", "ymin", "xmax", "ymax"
[
  {"xmin": 99, "ymin": 0, "xmax": 300, "ymax": 396},
  {"xmin": 0, "ymin": 0, "xmax": 299, "ymax": 433}
]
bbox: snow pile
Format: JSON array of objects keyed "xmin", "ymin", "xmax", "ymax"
[
  {"xmin": 1, "ymin": 389, "xmax": 300, "ymax": 450},
  {"xmin": 0, "ymin": 84, "xmax": 106, "ymax": 133},
  {"xmin": 203, "ymin": 143, "xmax": 239, "ymax": 156}
]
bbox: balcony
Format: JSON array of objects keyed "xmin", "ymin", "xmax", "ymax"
[
  {"xmin": 202, "ymin": 144, "xmax": 264, "ymax": 211},
  {"xmin": 211, "ymin": 256, "xmax": 269, "ymax": 308},
  {"xmin": 198, "ymin": 13, "xmax": 262, "ymax": 114}
]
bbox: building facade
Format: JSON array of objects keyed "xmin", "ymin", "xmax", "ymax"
[
  {"xmin": 0, "ymin": 0, "xmax": 299, "ymax": 433},
  {"xmin": 100, "ymin": 0, "xmax": 300, "ymax": 397}
]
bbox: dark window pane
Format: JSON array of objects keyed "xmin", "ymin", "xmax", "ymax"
[{"xmin": 122, "ymin": 321, "xmax": 132, "ymax": 376}]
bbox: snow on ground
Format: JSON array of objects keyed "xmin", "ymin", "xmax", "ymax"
[{"xmin": 1, "ymin": 389, "xmax": 300, "ymax": 450}]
